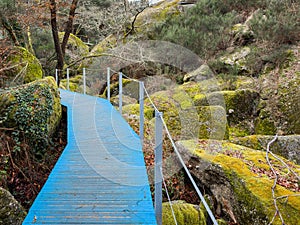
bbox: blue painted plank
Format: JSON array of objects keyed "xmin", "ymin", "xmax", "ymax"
[{"xmin": 23, "ymin": 90, "xmax": 156, "ymax": 225}]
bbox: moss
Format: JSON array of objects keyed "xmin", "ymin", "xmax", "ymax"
[
  {"xmin": 194, "ymin": 89, "xmax": 259, "ymax": 124},
  {"xmin": 7, "ymin": 47, "xmax": 43, "ymax": 85},
  {"xmin": 122, "ymin": 104, "xmax": 154, "ymax": 120},
  {"xmin": 134, "ymin": 0, "xmax": 180, "ymax": 35},
  {"xmin": 0, "ymin": 188, "xmax": 26, "ymax": 225},
  {"xmin": 180, "ymin": 140, "xmax": 300, "ymax": 225},
  {"xmin": 172, "ymin": 89, "xmax": 193, "ymax": 110},
  {"xmin": 162, "ymin": 201, "xmax": 206, "ymax": 225},
  {"xmin": 145, "ymin": 90, "xmax": 181, "ymax": 137},
  {"xmin": 60, "ymin": 75, "xmax": 83, "ymax": 92},
  {"xmin": 197, "ymin": 106, "xmax": 229, "ymax": 140},
  {"xmin": 90, "ymin": 34, "xmax": 117, "ymax": 55}
]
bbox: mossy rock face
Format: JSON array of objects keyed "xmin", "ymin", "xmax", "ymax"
[
  {"xmin": 197, "ymin": 106, "xmax": 229, "ymax": 140},
  {"xmin": 178, "ymin": 79, "xmax": 221, "ymax": 99},
  {"xmin": 258, "ymin": 54, "xmax": 300, "ymax": 135},
  {"xmin": 162, "ymin": 201, "xmax": 206, "ymax": 225},
  {"xmin": 144, "ymin": 89, "xmax": 200, "ymax": 139},
  {"xmin": 0, "ymin": 187, "xmax": 26, "ymax": 225},
  {"xmin": 194, "ymin": 89, "xmax": 260, "ymax": 124},
  {"xmin": 90, "ymin": 34, "xmax": 117, "ymax": 55},
  {"xmin": 219, "ymin": 47, "xmax": 251, "ymax": 75},
  {"xmin": 110, "ymin": 95, "xmax": 137, "ymax": 106},
  {"xmin": 3, "ymin": 47, "xmax": 43, "ymax": 87},
  {"xmin": 183, "ymin": 64, "xmax": 214, "ymax": 82},
  {"xmin": 145, "ymin": 90, "xmax": 181, "ymax": 137},
  {"xmin": 58, "ymin": 32, "xmax": 89, "ymax": 67},
  {"xmin": 231, "ymin": 135, "xmax": 300, "ymax": 164},
  {"xmin": 134, "ymin": 0, "xmax": 180, "ymax": 36},
  {"xmin": 122, "ymin": 103, "xmax": 154, "ymax": 120},
  {"xmin": 177, "ymin": 140, "xmax": 300, "ymax": 225},
  {"xmin": 60, "ymin": 75, "xmax": 83, "ymax": 92},
  {"xmin": 0, "ymin": 76, "xmax": 61, "ymax": 145}
]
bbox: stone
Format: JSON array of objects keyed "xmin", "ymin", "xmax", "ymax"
[
  {"xmin": 176, "ymin": 139, "xmax": 300, "ymax": 225},
  {"xmin": 2, "ymin": 47, "xmax": 43, "ymax": 87},
  {"xmin": 0, "ymin": 76, "xmax": 62, "ymax": 138},
  {"xmin": 231, "ymin": 135, "xmax": 300, "ymax": 164},
  {"xmin": 183, "ymin": 64, "xmax": 214, "ymax": 82},
  {"xmin": 194, "ymin": 89, "xmax": 260, "ymax": 124},
  {"xmin": 162, "ymin": 200, "xmax": 206, "ymax": 225},
  {"xmin": 0, "ymin": 187, "xmax": 26, "ymax": 225}
]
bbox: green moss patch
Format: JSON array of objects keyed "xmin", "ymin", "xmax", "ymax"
[{"xmin": 179, "ymin": 140, "xmax": 300, "ymax": 225}]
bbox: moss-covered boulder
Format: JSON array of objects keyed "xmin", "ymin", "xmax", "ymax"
[
  {"xmin": 177, "ymin": 139, "xmax": 300, "ymax": 225},
  {"xmin": 58, "ymin": 32, "xmax": 89, "ymax": 67},
  {"xmin": 110, "ymin": 95, "xmax": 137, "ymax": 106},
  {"xmin": 0, "ymin": 76, "xmax": 61, "ymax": 141},
  {"xmin": 3, "ymin": 47, "xmax": 43, "ymax": 87},
  {"xmin": 219, "ymin": 47, "xmax": 251, "ymax": 75},
  {"xmin": 194, "ymin": 89, "xmax": 260, "ymax": 124},
  {"xmin": 123, "ymin": 103, "xmax": 154, "ymax": 120},
  {"xmin": 162, "ymin": 201, "xmax": 206, "ymax": 225},
  {"xmin": 134, "ymin": 0, "xmax": 180, "ymax": 36},
  {"xmin": 183, "ymin": 64, "xmax": 214, "ymax": 82},
  {"xmin": 258, "ymin": 57, "xmax": 300, "ymax": 135},
  {"xmin": 60, "ymin": 75, "xmax": 83, "ymax": 93},
  {"xmin": 90, "ymin": 34, "xmax": 117, "ymax": 55},
  {"xmin": 197, "ymin": 106, "xmax": 228, "ymax": 140},
  {"xmin": 231, "ymin": 135, "xmax": 300, "ymax": 164},
  {"xmin": 0, "ymin": 187, "xmax": 26, "ymax": 225}
]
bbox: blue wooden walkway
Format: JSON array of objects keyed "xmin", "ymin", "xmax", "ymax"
[{"xmin": 23, "ymin": 90, "xmax": 157, "ymax": 224}]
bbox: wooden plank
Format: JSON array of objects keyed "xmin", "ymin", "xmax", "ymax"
[{"xmin": 23, "ymin": 90, "xmax": 156, "ymax": 225}]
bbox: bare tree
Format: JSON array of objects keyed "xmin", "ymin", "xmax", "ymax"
[{"xmin": 49, "ymin": 0, "xmax": 79, "ymax": 83}]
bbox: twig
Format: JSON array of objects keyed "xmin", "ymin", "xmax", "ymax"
[
  {"xmin": 266, "ymin": 134, "xmax": 286, "ymax": 225},
  {"xmin": 6, "ymin": 141, "xmax": 31, "ymax": 183}
]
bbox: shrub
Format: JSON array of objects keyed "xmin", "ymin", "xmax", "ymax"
[{"xmin": 249, "ymin": 0, "xmax": 300, "ymax": 45}]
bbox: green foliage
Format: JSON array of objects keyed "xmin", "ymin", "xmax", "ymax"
[
  {"xmin": 8, "ymin": 84, "xmax": 53, "ymax": 157},
  {"xmin": 249, "ymin": 0, "xmax": 300, "ymax": 45},
  {"xmin": 154, "ymin": 0, "xmax": 238, "ymax": 59}
]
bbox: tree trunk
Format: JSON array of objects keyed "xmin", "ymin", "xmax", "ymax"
[
  {"xmin": 61, "ymin": 0, "xmax": 79, "ymax": 56},
  {"xmin": 49, "ymin": 0, "xmax": 64, "ymax": 84},
  {"xmin": 0, "ymin": 12, "xmax": 20, "ymax": 46}
]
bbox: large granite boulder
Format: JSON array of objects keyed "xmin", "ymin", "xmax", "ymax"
[{"xmin": 0, "ymin": 188, "xmax": 26, "ymax": 225}]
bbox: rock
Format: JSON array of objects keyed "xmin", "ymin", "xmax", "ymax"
[
  {"xmin": 2, "ymin": 47, "xmax": 43, "ymax": 87},
  {"xmin": 60, "ymin": 75, "xmax": 83, "ymax": 92},
  {"xmin": 231, "ymin": 135, "xmax": 300, "ymax": 164},
  {"xmin": 197, "ymin": 106, "xmax": 228, "ymax": 140},
  {"xmin": 183, "ymin": 64, "xmax": 214, "ymax": 82},
  {"xmin": 176, "ymin": 139, "xmax": 300, "ymax": 225},
  {"xmin": 122, "ymin": 103, "xmax": 154, "ymax": 120},
  {"xmin": 134, "ymin": 0, "xmax": 180, "ymax": 36},
  {"xmin": 90, "ymin": 34, "xmax": 117, "ymax": 55},
  {"xmin": 258, "ymin": 53, "xmax": 300, "ymax": 135},
  {"xmin": 0, "ymin": 187, "xmax": 26, "ymax": 225},
  {"xmin": 194, "ymin": 89, "xmax": 260, "ymax": 124},
  {"xmin": 231, "ymin": 23, "xmax": 254, "ymax": 45},
  {"xmin": 144, "ymin": 89, "xmax": 200, "ymax": 140},
  {"xmin": 162, "ymin": 200, "xmax": 206, "ymax": 225},
  {"xmin": 219, "ymin": 47, "xmax": 251, "ymax": 74},
  {"xmin": 59, "ymin": 32, "xmax": 89, "ymax": 67},
  {"xmin": 110, "ymin": 95, "xmax": 137, "ymax": 106},
  {"xmin": 0, "ymin": 76, "xmax": 62, "ymax": 142}
]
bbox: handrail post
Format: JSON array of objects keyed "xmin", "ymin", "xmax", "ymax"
[
  {"xmin": 139, "ymin": 81, "xmax": 144, "ymax": 144},
  {"xmin": 119, "ymin": 72, "xmax": 123, "ymax": 114},
  {"xmin": 107, "ymin": 67, "xmax": 111, "ymax": 101},
  {"xmin": 155, "ymin": 111, "xmax": 163, "ymax": 225},
  {"xmin": 83, "ymin": 68, "xmax": 86, "ymax": 95},
  {"xmin": 55, "ymin": 69, "xmax": 58, "ymax": 85},
  {"xmin": 67, "ymin": 68, "xmax": 70, "ymax": 90}
]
